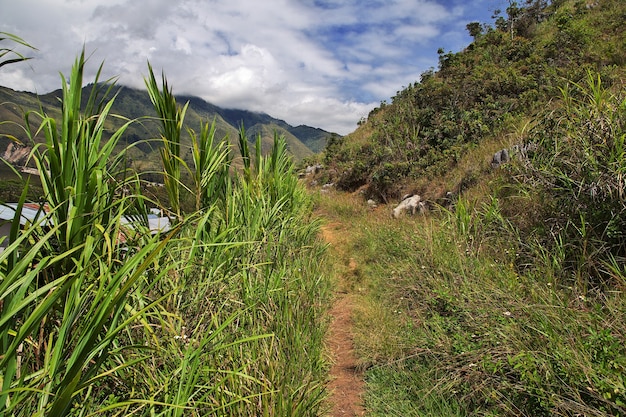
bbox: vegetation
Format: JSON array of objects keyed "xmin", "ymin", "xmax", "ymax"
[
  {"xmin": 312, "ymin": 0, "xmax": 626, "ymax": 416},
  {"xmin": 511, "ymin": 70, "xmax": 626, "ymax": 286},
  {"xmin": 0, "ymin": 50, "xmax": 330, "ymax": 416},
  {"xmin": 321, "ymin": 0, "xmax": 626, "ymax": 202},
  {"xmin": 0, "ymin": 32, "xmax": 35, "ymax": 70},
  {"xmin": 317, "ymin": 179, "xmax": 625, "ymax": 416},
  {"xmin": 2, "ymin": 0, "xmax": 626, "ymax": 415}
]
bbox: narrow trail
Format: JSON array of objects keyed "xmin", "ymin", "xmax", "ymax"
[{"xmin": 321, "ymin": 221, "xmax": 366, "ymax": 417}]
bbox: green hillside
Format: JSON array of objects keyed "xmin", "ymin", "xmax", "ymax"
[
  {"xmin": 0, "ymin": 82, "xmax": 334, "ymax": 172},
  {"xmin": 321, "ymin": 0, "xmax": 626, "ymax": 202},
  {"xmin": 313, "ymin": 1, "xmax": 626, "ymax": 415}
]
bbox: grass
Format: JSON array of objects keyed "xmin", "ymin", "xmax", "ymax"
[
  {"xmin": 0, "ymin": 51, "xmax": 331, "ymax": 416},
  {"xmin": 311, "ymin": 70, "xmax": 626, "ymax": 416},
  {"xmin": 316, "ymin": 189, "xmax": 626, "ymax": 416},
  {"xmin": 3, "ymin": 23, "xmax": 623, "ymax": 416}
]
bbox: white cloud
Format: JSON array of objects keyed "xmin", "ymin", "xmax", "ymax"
[
  {"xmin": 284, "ymin": 97, "xmax": 377, "ymax": 134},
  {"xmin": 0, "ymin": 69, "xmax": 37, "ymax": 93},
  {"xmin": 0, "ymin": 0, "xmax": 499, "ymax": 135}
]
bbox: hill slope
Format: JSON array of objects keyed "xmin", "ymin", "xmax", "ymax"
[
  {"xmin": 314, "ymin": 1, "xmax": 626, "ymax": 415},
  {"xmin": 0, "ymin": 83, "xmax": 335, "ymax": 170},
  {"xmin": 320, "ymin": 0, "xmax": 626, "ymax": 202}
]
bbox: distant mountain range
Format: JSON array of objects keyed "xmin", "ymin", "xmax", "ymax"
[{"xmin": 0, "ymin": 83, "xmax": 335, "ymax": 172}]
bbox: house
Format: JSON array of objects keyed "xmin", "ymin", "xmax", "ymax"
[
  {"xmin": 0, "ymin": 203, "xmax": 171, "ymax": 251},
  {"xmin": 0, "ymin": 203, "xmax": 50, "ymax": 250}
]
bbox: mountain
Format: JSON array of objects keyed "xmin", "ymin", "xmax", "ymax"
[{"xmin": 0, "ymin": 83, "xmax": 335, "ymax": 171}]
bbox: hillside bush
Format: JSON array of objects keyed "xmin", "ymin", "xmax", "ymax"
[
  {"xmin": 513, "ymin": 70, "xmax": 626, "ymax": 286},
  {"xmin": 322, "ymin": 0, "xmax": 626, "ymax": 201}
]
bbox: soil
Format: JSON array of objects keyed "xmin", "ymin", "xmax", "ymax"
[{"xmin": 321, "ymin": 222, "xmax": 366, "ymax": 416}]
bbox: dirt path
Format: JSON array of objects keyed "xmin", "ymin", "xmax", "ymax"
[{"xmin": 321, "ymin": 222, "xmax": 366, "ymax": 416}]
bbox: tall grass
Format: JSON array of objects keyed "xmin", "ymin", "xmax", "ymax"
[
  {"xmin": 514, "ymin": 70, "xmax": 626, "ymax": 286},
  {"xmin": 318, "ymin": 180, "xmax": 625, "ymax": 416},
  {"xmin": 145, "ymin": 63, "xmax": 187, "ymax": 222},
  {"xmin": 1, "ymin": 51, "xmax": 330, "ymax": 416},
  {"xmin": 28, "ymin": 51, "xmax": 133, "ymax": 271},
  {"xmin": 209, "ymin": 126, "xmax": 329, "ymax": 416},
  {"xmin": 0, "ymin": 32, "xmax": 35, "ymax": 70},
  {"xmin": 0, "ymin": 51, "xmax": 180, "ymax": 416},
  {"xmin": 188, "ymin": 119, "xmax": 231, "ymax": 213}
]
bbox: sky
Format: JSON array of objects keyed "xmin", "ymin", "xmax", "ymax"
[{"xmin": 0, "ymin": 0, "xmax": 504, "ymax": 135}]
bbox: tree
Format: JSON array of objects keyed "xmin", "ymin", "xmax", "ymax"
[
  {"xmin": 466, "ymin": 22, "xmax": 483, "ymax": 40},
  {"xmin": 505, "ymin": 1, "xmax": 522, "ymax": 39},
  {"xmin": 493, "ymin": 1, "xmax": 549, "ymax": 39}
]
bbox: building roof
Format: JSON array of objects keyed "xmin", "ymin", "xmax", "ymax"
[
  {"xmin": 0, "ymin": 203, "xmax": 171, "ymax": 234},
  {"xmin": 0, "ymin": 203, "xmax": 50, "ymax": 226}
]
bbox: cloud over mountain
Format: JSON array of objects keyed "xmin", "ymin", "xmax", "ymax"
[{"xmin": 0, "ymin": 0, "xmax": 498, "ymax": 134}]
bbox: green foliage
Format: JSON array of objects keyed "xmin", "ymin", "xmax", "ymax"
[
  {"xmin": 1, "ymin": 51, "xmax": 178, "ymax": 415},
  {"xmin": 466, "ymin": 21, "xmax": 483, "ymax": 39},
  {"xmin": 322, "ymin": 0, "xmax": 626, "ymax": 201},
  {"xmin": 145, "ymin": 63, "xmax": 188, "ymax": 222},
  {"xmin": 1, "ymin": 53, "xmax": 329, "ymax": 416},
  {"xmin": 1, "ymin": 78, "xmax": 319, "ymax": 183},
  {"xmin": 188, "ymin": 118, "xmax": 231, "ymax": 212},
  {"xmin": 0, "ymin": 32, "xmax": 35, "ymax": 69},
  {"xmin": 514, "ymin": 70, "xmax": 626, "ymax": 285},
  {"xmin": 25, "ymin": 51, "xmax": 133, "ymax": 273},
  {"xmin": 318, "ymin": 191, "xmax": 626, "ymax": 416}
]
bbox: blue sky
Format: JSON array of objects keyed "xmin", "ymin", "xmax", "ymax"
[{"xmin": 0, "ymin": 0, "xmax": 505, "ymax": 134}]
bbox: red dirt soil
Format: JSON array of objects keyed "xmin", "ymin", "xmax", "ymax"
[{"xmin": 322, "ymin": 223, "xmax": 366, "ymax": 416}]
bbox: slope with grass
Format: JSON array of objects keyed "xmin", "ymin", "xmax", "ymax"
[
  {"xmin": 319, "ymin": 0, "xmax": 626, "ymax": 202},
  {"xmin": 314, "ymin": 184, "xmax": 625, "ymax": 416},
  {"xmin": 310, "ymin": 0, "xmax": 626, "ymax": 415}
]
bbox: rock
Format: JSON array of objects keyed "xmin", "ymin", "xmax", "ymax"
[
  {"xmin": 305, "ymin": 164, "xmax": 323, "ymax": 175},
  {"xmin": 2, "ymin": 143, "xmax": 31, "ymax": 166},
  {"xmin": 491, "ymin": 143, "xmax": 537, "ymax": 168},
  {"xmin": 392, "ymin": 194, "xmax": 424, "ymax": 218},
  {"xmin": 491, "ymin": 148, "xmax": 510, "ymax": 168}
]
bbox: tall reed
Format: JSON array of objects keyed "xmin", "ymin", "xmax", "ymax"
[
  {"xmin": 188, "ymin": 119, "xmax": 231, "ymax": 212},
  {"xmin": 1, "ymin": 51, "xmax": 329, "ymax": 416},
  {"xmin": 145, "ymin": 63, "xmax": 187, "ymax": 222},
  {"xmin": 0, "ymin": 32, "xmax": 35, "ymax": 69},
  {"xmin": 0, "ymin": 51, "xmax": 181, "ymax": 416}
]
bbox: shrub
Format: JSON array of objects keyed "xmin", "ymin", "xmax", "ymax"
[{"xmin": 515, "ymin": 70, "xmax": 626, "ymax": 286}]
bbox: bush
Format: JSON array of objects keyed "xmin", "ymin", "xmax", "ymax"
[{"xmin": 515, "ymin": 70, "xmax": 626, "ymax": 286}]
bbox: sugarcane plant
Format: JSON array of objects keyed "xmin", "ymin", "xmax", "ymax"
[
  {"xmin": 0, "ymin": 47, "xmax": 330, "ymax": 417},
  {"xmin": 0, "ymin": 50, "xmax": 179, "ymax": 416}
]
